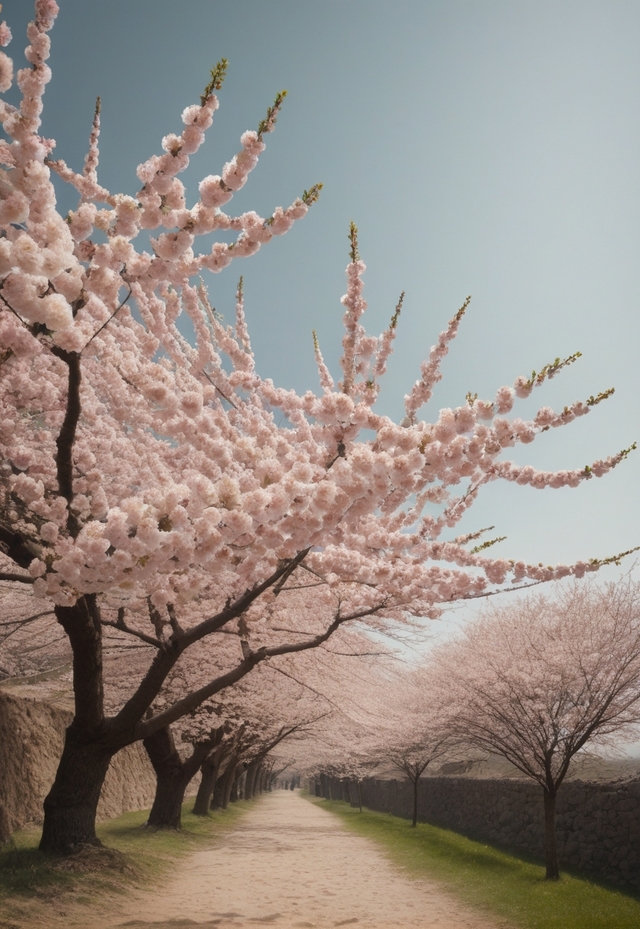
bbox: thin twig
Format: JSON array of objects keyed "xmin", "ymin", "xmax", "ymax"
[
  {"xmin": 101, "ymin": 615, "xmax": 162, "ymax": 649},
  {"xmin": 83, "ymin": 284, "xmax": 132, "ymax": 348},
  {"xmin": 201, "ymin": 368, "xmax": 239, "ymax": 411}
]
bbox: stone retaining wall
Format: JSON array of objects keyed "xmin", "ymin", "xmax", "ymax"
[
  {"xmin": 0, "ymin": 688, "xmax": 158, "ymax": 841},
  {"xmin": 311, "ymin": 774, "xmax": 640, "ymax": 891}
]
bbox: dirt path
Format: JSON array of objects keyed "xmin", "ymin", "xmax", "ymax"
[{"xmin": 95, "ymin": 790, "xmax": 504, "ymax": 929}]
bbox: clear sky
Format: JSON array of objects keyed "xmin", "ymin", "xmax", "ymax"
[{"xmin": 4, "ymin": 1, "xmax": 640, "ymax": 628}]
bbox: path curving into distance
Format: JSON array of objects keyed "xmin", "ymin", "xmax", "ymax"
[{"xmin": 99, "ymin": 790, "xmax": 504, "ymax": 929}]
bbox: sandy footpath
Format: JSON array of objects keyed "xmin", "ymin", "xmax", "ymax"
[{"xmin": 93, "ymin": 790, "xmax": 505, "ymax": 929}]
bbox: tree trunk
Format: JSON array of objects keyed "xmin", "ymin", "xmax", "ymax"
[
  {"xmin": 244, "ymin": 761, "xmax": 259, "ymax": 800},
  {"xmin": 193, "ymin": 750, "xmax": 223, "ymax": 816},
  {"xmin": 357, "ymin": 780, "xmax": 362, "ymax": 813},
  {"xmin": 144, "ymin": 727, "xmax": 191, "ymax": 829},
  {"xmin": 39, "ymin": 596, "xmax": 118, "ymax": 855},
  {"xmin": 143, "ymin": 725, "xmax": 213, "ymax": 829},
  {"xmin": 230, "ymin": 770, "xmax": 240, "ymax": 803},
  {"xmin": 411, "ymin": 777, "xmax": 419, "ymax": 827},
  {"xmin": 221, "ymin": 758, "xmax": 239, "ymax": 809},
  {"xmin": 147, "ymin": 766, "xmax": 191, "ymax": 829},
  {"xmin": 192, "ymin": 763, "xmax": 215, "ymax": 816},
  {"xmin": 38, "ymin": 594, "xmax": 180, "ymax": 853},
  {"xmin": 40, "ymin": 725, "xmax": 115, "ymax": 854},
  {"xmin": 212, "ymin": 776, "xmax": 225, "ymax": 810},
  {"xmin": 543, "ymin": 787, "xmax": 560, "ymax": 880}
]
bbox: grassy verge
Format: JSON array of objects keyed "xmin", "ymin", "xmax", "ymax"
[
  {"xmin": 307, "ymin": 796, "xmax": 640, "ymax": 929},
  {"xmin": 0, "ymin": 801, "xmax": 251, "ymax": 929}
]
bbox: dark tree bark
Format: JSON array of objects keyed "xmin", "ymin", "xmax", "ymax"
[
  {"xmin": 40, "ymin": 729, "xmax": 115, "ymax": 854},
  {"xmin": 211, "ymin": 776, "xmax": 225, "ymax": 810},
  {"xmin": 192, "ymin": 744, "xmax": 225, "ymax": 816},
  {"xmin": 220, "ymin": 756, "xmax": 240, "ymax": 809},
  {"xmin": 143, "ymin": 725, "xmax": 217, "ymax": 829},
  {"xmin": 229, "ymin": 771, "xmax": 240, "ymax": 803},
  {"xmin": 244, "ymin": 760, "xmax": 259, "ymax": 800},
  {"xmin": 241, "ymin": 722, "xmax": 303, "ymax": 801},
  {"xmin": 543, "ymin": 787, "xmax": 559, "ymax": 880},
  {"xmin": 237, "ymin": 770, "xmax": 247, "ymax": 800},
  {"xmin": 39, "ymin": 596, "xmax": 124, "ymax": 855}
]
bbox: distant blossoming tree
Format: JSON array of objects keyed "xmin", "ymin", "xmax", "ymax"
[
  {"xmin": 429, "ymin": 580, "xmax": 640, "ymax": 879},
  {"xmin": 382, "ymin": 681, "xmax": 455, "ymax": 828},
  {"xmin": 0, "ymin": 1, "xmax": 636, "ymax": 854}
]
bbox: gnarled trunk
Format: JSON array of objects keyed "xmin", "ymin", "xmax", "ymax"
[
  {"xmin": 543, "ymin": 787, "xmax": 559, "ymax": 880},
  {"xmin": 144, "ymin": 725, "xmax": 214, "ymax": 829},
  {"xmin": 40, "ymin": 596, "xmax": 117, "ymax": 855},
  {"xmin": 147, "ymin": 768, "xmax": 191, "ymax": 829},
  {"xmin": 40, "ymin": 725, "xmax": 115, "ymax": 854},
  {"xmin": 144, "ymin": 726, "xmax": 192, "ymax": 829}
]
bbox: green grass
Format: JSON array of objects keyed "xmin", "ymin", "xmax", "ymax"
[
  {"xmin": 307, "ymin": 796, "xmax": 640, "ymax": 929},
  {"xmin": 0, "ymin": 801, "xmax": 251, "ymax": 927}
]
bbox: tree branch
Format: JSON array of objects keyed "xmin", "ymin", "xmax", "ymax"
[
  {"xmin": 0, "ymin": 572, "xmax": 35, "ymax": 584},
  {"xmin": 83, "ymin": 283, "xmax": 132, "ymax": 348},
  {"xmin": 50, "ymin": 347, "xmax": 82, "ymax": 537},
  {"xmin": 101, "ymin": 617, "xmax": 161, "ymax": 649},
  {"xmin": 182, "ymin": 548, "xmax": 310, "ymax": 646}
]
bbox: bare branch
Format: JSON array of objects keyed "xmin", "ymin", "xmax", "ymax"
[{"xmin": 0, "ymin": 572, "xmax": 35, "ymax": 584}]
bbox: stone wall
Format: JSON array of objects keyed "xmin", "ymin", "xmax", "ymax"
[
  {"xmin": 0, "ymin": 688, "xmax": 158, "ymax": 841},
  {"xmin": 312, "ymin": 774, "xmax": 640, "ymax": 891}
]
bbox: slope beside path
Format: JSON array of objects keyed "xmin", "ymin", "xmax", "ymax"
[{"xmin": 96, "ymin": 789, "xmax": 505, "ymax": 929}]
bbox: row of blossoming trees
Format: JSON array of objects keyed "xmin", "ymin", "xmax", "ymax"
[
  {"xmin": 0, "ymin": 0, "xmax": 637, "ymax": 855},
  {"xmin": 305, "ymin": 580, "xmax": 640, "ymax": 881}
]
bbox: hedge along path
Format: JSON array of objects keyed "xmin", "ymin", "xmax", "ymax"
[{"xmin": 100, "ymin": 789, "xmax": 507, "ymax": 929}]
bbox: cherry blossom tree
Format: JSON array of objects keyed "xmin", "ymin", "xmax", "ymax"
[
  {"xmin": 428, "ymin": 580, "xmax": 640, "ymax": 880},
  {"xmin": 382, "ymin": 682, "xmax": 455, "ymax": 827},
  {"xmin": 0, "ymin": 1, "xmax": 636, "ymax": 855}
]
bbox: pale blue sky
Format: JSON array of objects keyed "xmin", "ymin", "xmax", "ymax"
[{"xmin": 5, "ymin": 0, "xmax": 640, "ymax": 606}]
